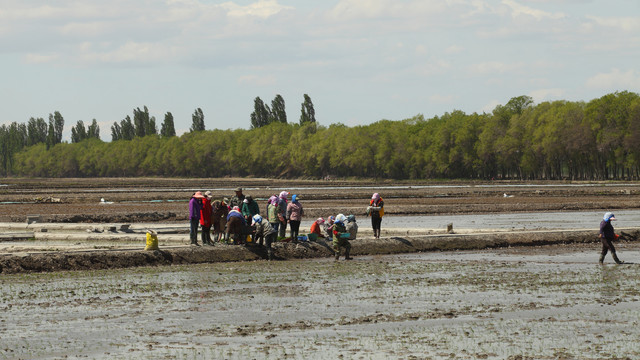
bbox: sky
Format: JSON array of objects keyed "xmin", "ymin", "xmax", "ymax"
[{"xmin": 1, "ymin": 0, "xmax": 639, "ymax": 141}]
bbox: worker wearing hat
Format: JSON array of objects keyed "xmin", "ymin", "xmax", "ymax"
[{"xmin": 229, "ymin": 187, "xmax": 245, "ymax": 209}]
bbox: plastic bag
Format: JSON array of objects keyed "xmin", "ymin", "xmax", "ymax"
[{"xmin": 145, "ymin": 230, "xmax": 159, "ymax": 250}]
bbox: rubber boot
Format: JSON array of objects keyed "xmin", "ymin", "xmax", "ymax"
[
  {"xmin": 335, "ymin": 250, "xmax": 340, "ymax": 261},
  {"xmin": 612, "ymin": 252, "xmax": 624, "ymax": 264},
  {"xmin": 345, "ymin": 248, "xmax": 353, "ymax": 260},
  {"xmin": 599, "ymin": 253, "xmax": 605, "ymax": 264},
  {"xmin": 267, "ymin": 248, "xmax": 273, "ymax": 261}
]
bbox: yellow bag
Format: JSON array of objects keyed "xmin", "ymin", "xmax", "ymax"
[{"xmin": 145, "ymin": 230, "xmax": 159, "ymax": 250}]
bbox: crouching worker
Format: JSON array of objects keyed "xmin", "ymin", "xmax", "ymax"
[
  {"xmin": 332, "ymin": 214, "xmax": 353, "ymax": 261},
  {"xmin": 346, "ymin": 215, "xmax": 358, "ymax": 240},
  {"xmin": 226, "ymin": 206, "xmax": 246, "ymax": 244},
  {"xmin": 309, "ymin": 217, "xmax": 326, "ymax": 241},
  {"xmin": 599, "ymin": 212, "xmax": 624, "ymax": 264},
  {"xmin": 253, "ymin": 215, "xmax": 276, "ymax": 260}
]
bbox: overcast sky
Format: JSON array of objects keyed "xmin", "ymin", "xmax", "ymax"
[{"xmin": 1, "ymin": 0, "xmax": 639, "ymax": 140}]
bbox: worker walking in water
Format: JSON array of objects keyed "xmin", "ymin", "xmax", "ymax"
[{"xmin": 599, "ymin": 212, "xmax": 624, "ymax": 264}]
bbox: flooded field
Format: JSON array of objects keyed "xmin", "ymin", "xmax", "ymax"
[{"xmin": 2, "ymin": 243, "xmax": 640, "ymax": 359}]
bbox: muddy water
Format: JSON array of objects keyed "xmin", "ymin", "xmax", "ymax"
[
  {"xmin": 303, "ymin": 209, "xmax": 640, "ymax": 232},
  {"xmin": 2, "ymin": 243, "xmax": 640, "ymax": 359}
]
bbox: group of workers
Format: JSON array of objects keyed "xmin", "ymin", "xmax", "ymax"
[
  {"xmin": 191, "ymin": 188, "xmax": 625, "ymax": 265},
  {"xmin": 188, "ymin": 188, "xmax": 385, "ymax": 261}
]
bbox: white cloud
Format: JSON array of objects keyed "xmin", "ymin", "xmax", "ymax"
[
  {"xmin": 501, "ymin": 0, "xmax": 565, "ymax": 20},
  {"xmin": 444, "ymin": 45, "xmax": 464, "ymax": 54},
  {"xmin": 25, "ymin": 53, "xmax": 59, "ymax": 64},
  {"xmin": 220, "ymin": 0, "xmax": 293, "ymax": 18},
  {"xmin": 77, "ymin": 41, "xmax": 180, "ymax": 65},
  {"xmin": 585, "ymin": 15, "xmax": 640, "ymax": 32},
  {"xmin": 327, "ymin": 0, "xmax": 446, "ymax": 21},
  {"xmin": 586, "ymin": 69, "xmax": 640, "ymax": 90}
]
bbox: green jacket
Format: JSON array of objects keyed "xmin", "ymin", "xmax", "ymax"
[
  {"xmin": 242, "ymin": 200, "xmax": 260, "ymax": 218},
  {"xmin": 332, "ymin": 222, "xmax": 348, "ymax": 246},
  {"xmin": 267, "ymin": 203, "xmax": 278, "ymax": 223}
]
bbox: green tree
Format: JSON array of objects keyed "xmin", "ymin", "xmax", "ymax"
[
  {"xmin": 160, "ymin": 112, "xmax": 176, "ymax": 137},
  {"xmin": 87, "ymin": 119, "xmax": 100, "ymax": 139},
  {"xmin": 120, "ymin": 116, "xmax": 135, "ymax": 140},
  {"xmin": 133, "ymin": 106, "xmax": 155, "ymax": 137},
  {"xmin": 190, "ymin": 108, "xmax": 205, "ymax": 132},
  {"xmin": 27, "ymin": 117, "xmax": 48, "ymax": 146},
  {"xmin": 299, "ymin": 94, "xmax": 316, "ymax": 124},
  {"xmin": 71, "ymin": 120, "xmax": 87, "ymax": 143},
  {"xmin": 111, "ymin": 122, "xmax": 122, "ymax": 141},
  {"xmin": 46, "ymin": 111, "xmax": 64, "ymax": 149},
  {"xmin": 270, "ymin": 94, "xmax": 287, "ymax": 124},
  {"xmin": 250, "ymin": 97, "xmax": 270, "ymax": 129}
]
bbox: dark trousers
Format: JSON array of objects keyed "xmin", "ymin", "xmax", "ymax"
[
  {"xmin": 371, "ymin": 216, "xmax": 382, "ymax": 231},
  {"xmin": 278, "ymin": 219, "xmax": 287, "ymax": 238},
  {"xmin": 190, "ymin": 218, "xmax": 200, "ymax": 243},
  {"xmin": 601, "ymin": 237, "xmax": 617, "ymax": 258},
  {"xmin": 289, "ymin": 220, "xmax": 301, "ymax": 239},
  {"xmin": 201, "ymin": 225, "xmax": 211, "ymax": 244}
]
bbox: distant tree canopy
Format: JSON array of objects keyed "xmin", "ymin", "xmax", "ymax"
[{"xmin": 4, "ymin": 91, "xmax": 640, "ymax": 180}]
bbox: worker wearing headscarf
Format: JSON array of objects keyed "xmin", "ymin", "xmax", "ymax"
[{"xmin": 599, "ymin": 212, "xmax": 624, "ymax": 264}]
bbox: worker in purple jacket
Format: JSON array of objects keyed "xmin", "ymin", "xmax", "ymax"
[{"xmin": 189, "ymin": 191, "xmax": 205, "ymax": 246}]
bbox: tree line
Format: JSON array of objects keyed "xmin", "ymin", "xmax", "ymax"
[{"xmin": 2, "ymin": 91, "xmax": 640, "ymax": 180}]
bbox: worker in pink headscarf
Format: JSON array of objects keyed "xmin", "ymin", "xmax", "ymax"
[{"xmin": 367, "ymin": 193, "xmax": 384, "ymax": 239}]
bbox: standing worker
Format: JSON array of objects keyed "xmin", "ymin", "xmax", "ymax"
[
  {"xmin": 368, "ymin": 193, "xmax": 384, "ymax": 239},
  {"xmin": 277, "ymin": 191, "xmax": 289, "ymax": 238},
  {"xmin": 189, "ymin": 191, "xmax": 205, "ymax": 246},
  {"xmin": 229, "ymin": 187, "xmax": 245, "ymax": 210},
  {"xmin": 599, "ymin": 212, "xmax": 624, "ymax": 264},
  {"xmin": 287, "ymin": 194, "xmax": 304, "ymax": 240},
  {"xmin": 241, "ymin": 195, "xmax": 260, "ymax": 225},
  {"xmin": 199, "ymin": 191, "xmax": 213, "ymax": 246},
  {"xmin": 267, "ymin": 195, "xmax": 279, "ymax": 234}
]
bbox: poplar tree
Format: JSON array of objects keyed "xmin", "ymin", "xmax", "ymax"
[
  {"xmin": 299, "ymin": 94, "xmax": 316, "ymax": 124},
  {"xmin": 190, "ymin": 108, "xmax": 205, "ymax": 132},
  {"xmin": 160, "ymin": 112, "xmax": 176, "ymax": 137}
]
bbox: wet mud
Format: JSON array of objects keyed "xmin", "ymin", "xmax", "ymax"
[
  {"xmin": 2, "ymin": 245, "xmax": 640, "ymax": 359},
  {"xmin": 3, "ymin": 178, "xmax": 640, "ymax": 358}
]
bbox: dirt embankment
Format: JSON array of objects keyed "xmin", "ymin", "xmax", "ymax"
[{"xmin": 2, "ymin": 229, "xmax": 638, "ymax": 274}]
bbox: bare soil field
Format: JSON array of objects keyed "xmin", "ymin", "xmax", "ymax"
[{"xmin": 2, "ymin": 177, "xmax": 640, "ymax": 223}]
